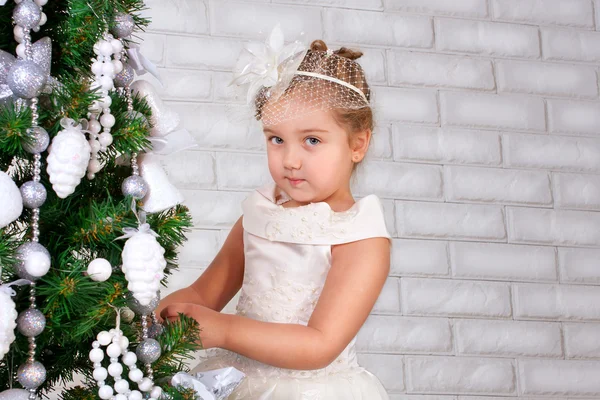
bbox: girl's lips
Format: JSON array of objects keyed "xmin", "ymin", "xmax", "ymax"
[{"xmin": 288, "ymin": 178, "xmax": 305, "ymax": 186}]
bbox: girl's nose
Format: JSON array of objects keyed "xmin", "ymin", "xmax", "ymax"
[{"xmin": 283, "ymin": 147, "xmax": 302, "ymax": 170}]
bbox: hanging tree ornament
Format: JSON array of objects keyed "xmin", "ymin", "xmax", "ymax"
[
  {"xmin": 0, "ymin": 171, "xmax": 23, "ymax": 229},
  {"xmin": 86, "ymin": 258, "xmax": 113, "ymax": 282},
  {"xmin": 46, "ymin": 118, "xmax": 92, "ymax": 198},
  {"xmin": 0, "ymin": 281, "xmax": 27, "ymax": 360}
]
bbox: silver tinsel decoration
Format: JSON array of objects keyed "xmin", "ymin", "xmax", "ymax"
[
  {"xmin": 122, "ymin": 175, "xmax": 149, "ymax": 199},
  {"xmin": 136, "ymin": 338, "xmax": 161, "ymax": 364},
  {"xmin": 13, "ymin": 0, "xmax": 41, "ymax": 30},
  {"xmin": 114, "ymin": 63, "xmax": 134, "ymax": 87},
  {"xmin": 111, "ymin": 12, "xmax": 135, "ymax": 38},
  {"xmin": 16, "ymin": 361, "xmax": 46, "ymax": 389},
  {"xmin": 7, "ymin": 60, "xmax": 46, "ymax": 99},
  {"xmin": 126, "ymin": 291, "xmax": 159, "ymax": 316},
  {"xmin": 20, "ymin": 181, "xmax": 47, "ymax": 209},
  {"xmin": 147, "ymin": 323, "xmax": 164, "ymax": 339},
  {"xmin": 17, "ymin": 309, "xmax": 46, "ymax": 337},
  {"xmin": 23, "ymin": 126, "xmax": 50, "ymax": 154},
  {"xmin": 15, "ymin": 242, "xmax": 50, "ymax": 281},
  {"xmin": 0, "ymin": 389, "xmax": 35, "ymax": 400}
]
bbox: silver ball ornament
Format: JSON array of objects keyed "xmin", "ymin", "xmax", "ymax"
[
  {"xmin": 0, "ymin": 52, "xmax": 15, "ymax": 83},
  {"xmin": 112, "ymin": 13, "xmax": 135, "ymax": 38},
  {"xmin": 136, "ymin": 338, "xmax": 161, "ymax": 364},
  {"xmin": 16, "ymin": 308, "xmax": 46, "ymax": 337},
  {"xmin": 114, "ymin": 63, "xmax": 134, "ymax": 88},
  {"xmin": 23, "ymin": 126, "xmax": 50, "ymax": 154},
  {"xmin": 148, "ymin": 323, "xmax": 164, "ymax": 339},
  {"xmin": 20, "ymin": 181, "xmax": 46, "ymax": 209},
  {"xmin": 0, "ymin": 389, "xmax": 34, "ymax": 400},
  {"xmin": 125, "ymin": 291, "xmax": 159, "ymax": 316},
  {"xmin": 15, "ymin": 241, "xmax": 51, "ymax": 280},
  {"xmin": 13, "ymin": 0, "xmax": 41, "ymax": 29},
  {"xmin": 7, "ymin": 60, "xmax": 46, "ymax": 99},
  {"xmin": 16, "ymin": 361, "xmax": 46, "ymax": 389},
  {"xmin": 122, "ymin": 175, "xmax": 148, "ymax": 199}
]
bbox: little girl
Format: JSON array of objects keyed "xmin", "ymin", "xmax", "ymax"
[{"xmin": 158, "ymin": 31, "xmax": 392, "ymax": 399}]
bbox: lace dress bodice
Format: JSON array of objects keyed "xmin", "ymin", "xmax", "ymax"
[{"xmin": 190, "ymin": 182, "xmax": 391, "ymax": 399}]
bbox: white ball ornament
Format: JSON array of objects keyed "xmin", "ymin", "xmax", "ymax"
[
  {"xmin": 39, "ymin": 12, "xmax": 47, "ymax": 26},
  {"xmin": 114, "ymin": 379, "xmax": 129, "ymax": 393},
  {"xmin": 138, "ymin": 377, "xmax": 153, "ymax": 392},
  {"xmin": 128, "ymin": 368, "xmax": 143, "ymax": 383},
  {"xmin": 99, "ymin": 75, "xmax": 113, "ymax": 91},
  {"xmin": 97, "ymin": 331, "xmax": 112, "ymax": 346},
  {"xmin": 98, "ymin": 132, "xmax": 113, "ymax": 147},
  {"xmin": 107, "ymin": 362, "xmax": 123, "ymax": 377},
  {"xmin": 100, "ymin": 113, "xmax": 115, "ymax": 128},
  {"xmin": 16, "ymin": 43, "xmax": 26, "ymax": 59},
  {"xmin": 93, "ymin": 367, "xmax": 108, "ymax": 381},
  {"xmin": 0, "ymin": 285, "xmax": 18, "ymax": 360},
  {"xmin": 34, "ymin": 0, "xmax": 48, "ymax": 6},
  {"xmin": 87, "ymin": 258, "xmax": 112, "ymax": 282},
  {"xmin": 150, "ymin": 386, "xmax": 162, "ymax": 398},
  {"xmin": 122, "ymin": 351, "xmax": 136, "ymax": 366},
  {"xmin": 128, "ymin": 390, "xmax": 143, "ymax": 400},
  {"xmin": 91, "ymin": 60, "xmax": 103, "ymax": 75},
  {"xmin": 88, "ymin": 118, "xmax": 101, "ymax": 134},
  {"xmin": 89, "ymin": 348, "xmax": 104, "ymax": 363},
  {"xmin": 0, "ymin": 171, "xmax": 23, "ymax": 229},
  {"xmin": 106, "ymin": 342, "xmax": 122, "ymax": 358},
  {"xmin": 99, "ymin": 40, "xmax": 114, "ymax": 57},
  {"xmin": 98, "ymin": 385, "xmax": 113, "ymax": 399}
]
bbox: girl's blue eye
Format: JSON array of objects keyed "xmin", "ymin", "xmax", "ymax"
[
  {"xmin": 269, "ymin": 136, "xmax": 283, "ymax": 144},
  {"xmin": 306, "ymin": 137, "xmax": 320, "ymax": 146}
]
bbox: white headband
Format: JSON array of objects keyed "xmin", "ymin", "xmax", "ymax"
[{"xmin": 294, "ymin": 71, "xmax": 369, "ymax": 103}]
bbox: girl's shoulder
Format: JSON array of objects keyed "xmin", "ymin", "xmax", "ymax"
[{"xmin": 241, "ymin": 182, "xmax": 391, "ymax": 245}]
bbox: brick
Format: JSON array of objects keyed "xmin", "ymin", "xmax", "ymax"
[
  {"xmin": 558, "ymin": 247, "xmax": 600, "ymax": 284},
  {"xmin": 274, "ymin": 0, "xmax": 383, "ymax": 10},
  {"xmin": 445, "ymin": 165, "xmax": 552, "ymax": 206},
  {"xmin": 137, "ymin": 32, "xmax": 165, "ymax": 67},
  {"xmin": 519, "ymin": 359, "xmax": 600, "ymax": 395},
  {"xmin": 178, "ymin": 229, "xmax": 221, "ymax": 266},
  {"xmin": 401, "ymin": 278, "xmax": 511, "ymax": 318},
  {"xmin": 359, "ymin": 48, "xmax": 387, "ymax": 85},
  {"xmin": 455, "ymin": 319, "xmax": 562, "ymax": 357},
  {"xmin": 507, "ymin": 207, "xmax": 600, "ymax": 247},
  {"xmin": 497, "ymin": 61, "xmax": 597, "ymax": 98},
  {"xmin": 388, "ymin": 50, "xmax": 494, "ymax": 90},
  {"xmin": 555, "ymin": 172, "xmax": 600, "ymax": 211},
  {"xmin": 542, "ymin": 28, "xmax": 600, "ymax": 62},
  {"xmin": 441, "ymin": 92, "xmax": 545, "ymax": 132},
  {"xmin": 450, "ymin": 242, "xmax": 557, "ymax": 282},
  {"xmin": 353, "ymin": 160, "xmax": 442, "ymax": 199},
  {"xmin": 374, "ymin": 87, "xmax": 439, "ymax": 124},
  {"xmin": 503, "ymin": 133, "xmax": 600, "ymax": 173},
  {"xmin": 324, "ymin": 8, "xmax": 433, "ymax": 48},
  {"xmin": 213, "ymin": 71, "xmax": 244, "ymax": 103},
  {"xmin": 159, "ymin": 150, "xmax": 216, "ymax": 189},
  {"xmin": 406, "ymin": 356, "xmax": 516, "ymax": 394},
  {"xmin": 168, "ymin": 102, "xmax": 265, "ymax": 151},
  {"xmin": 548, "ymin": 99, "xmax": 600, "ymax": 136},
  {"xmin": 492, "ymin": 0, "xmax": 594, "ymax": 28},
  {"xmin": 436, "ymin": 18, "xmax": 540, "ymax": 59},
  {"xmin": 166, "ymin": 35, "xmax": 243, "ymax": 71},
  {"xmin": 393, "ymin": 126, "xmax": 502, "ymax": 166},
  {"xmin": 155, "ymin": 68, "xmax": 212, "ymax": 101},
  {"xmin": 365, "ymin": 124, "xmax": 393, "ymax": 159},
  {"xmin": 564, "ymin": 323, "xmax": 600, "ymax": 358},
  {"xmin": 357, "ymin": 315, "xmax": 452, "ymax": 353},
  {"xmin": 181, "ymin": 189, "xmax": 246, "ymax": 228},
  {"xmin": 514, "ymin": 283, "xmax": 600, "ymax": 320},
  {"xmin": 391, "ymin": 396, "xmax": 457, "ymax": 400},
  {"xmin": 384, "ymin": 0, "xmax": 488, "ymax": 18},
  {"xmin": 161, "ymin": 266, "xmax": 205, "ymax": 297},
  {"xmin": 143, "ymin": 0, "xmax": 209, "ymax": 34},
  {"xmin": 209, "ymin": 1, "xmax": 322, "ymax": 40},
  {"xmin": 396, "ymin": 201, "xmax": 506, "ymax": 241},
  {"xmin": 372, "ymin": 277, "xmax": 401, "ymax": 314},
  {"xmin": 356, "ymin": 354, "xmax": 404, "ymax": 392},
  {"xmin": 391, "ymin": 239, "xmax": 450, "ymax": 277},
  {"xmin": 215, "ymin": 152, "xmax": 271, "ymax": 190},
  {"xmin": 380, "ymin": 198, "xmax": 397, "ymax": 237}
]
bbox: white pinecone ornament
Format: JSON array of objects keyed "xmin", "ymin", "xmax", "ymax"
[
  {"xmin": 46, "ymin": 118, "xmax": 91, "ymax": 198},
  {"xmin": 0, "ymin": 285, "xmax": 18, "ymax": 360},
  {"xmin": 120, "ymin": 215, "xmax": 167, "ymax": 306}
]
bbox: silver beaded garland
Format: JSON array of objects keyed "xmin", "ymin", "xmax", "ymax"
[
  {"xmin": 17, "ymin": 309, "xmax": 46, "ymax": 337},
  {"xmin": 111, "ymin": 12, "xmax": 135, "ymax": 38},
  {"xmin": 12, "ymin": 0, "xmax": 41, "ymax": 30},
  {"xmin": 114, "ymin": 62, "xmax": 134, "ymax": 88},
  {"xmin": 7, "ymin": 60, "xmax": 46, "ymax": 99},
  {"xmin": 16, "ymin": 361, "xmax": 46, "ymax": 389},
  {"xmin": 121, "ymin": 175, "xmax": 148, "ymax": 199},
  {"xmin": 126, "ymin": 291, "xmax": 159, "ymax": 316},
  {"xmin": 20, "ymin": 181, "xmax": 47, "ymax": 209},
  {"xmin": 147, "ymin": 323, "xmax": 164, "ymax": 339},
  {"xmin": 23, "ymin": 126, "xmax": 50, "ymax": 154},
  {"xmin": 136, "ymin": 338, "xmax": 161, "ymax": 364}
]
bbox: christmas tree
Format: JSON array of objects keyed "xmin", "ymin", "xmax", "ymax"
[{"xmin": 0, "ymin": 1, "xmax": 202, "ymax": 398}]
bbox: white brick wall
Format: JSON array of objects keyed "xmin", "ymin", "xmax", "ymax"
[{"xmin": 135, "ymin": 0, "xmax": 600, "ymax": 397}]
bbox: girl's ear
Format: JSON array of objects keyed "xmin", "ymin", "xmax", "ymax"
[{"xmin": 350, "ymin": 129, "xmax": 372, "ymax": 163}]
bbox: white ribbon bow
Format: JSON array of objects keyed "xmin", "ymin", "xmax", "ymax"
[
  {"xmin": 127, "ymin": 43, "xmax": 163, "ymax": 85},
  {"xmin": 114, "ymin": 199, "xmax": 159, "ymax": 240},
  {"xmin": 0, "ymin": 279, "xmax": 32, "ymax": 296}
]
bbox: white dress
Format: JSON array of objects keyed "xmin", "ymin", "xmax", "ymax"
[{"xmin": 190, "ymin": 182, "xmax": 391, "ymax": 400}]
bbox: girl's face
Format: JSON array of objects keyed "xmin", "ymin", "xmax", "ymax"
[{"xmin": 262, "ymin": 108, "xmax": 356, "ymax": 205}]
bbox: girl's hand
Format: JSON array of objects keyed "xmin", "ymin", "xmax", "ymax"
[{"xmin": 160, "ymin": 303, "xmax": 228, "ymax": 350}]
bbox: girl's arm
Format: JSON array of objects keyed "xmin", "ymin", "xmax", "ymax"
[
  {"xmin": 164, "ymin": 236, "xmax": 390, "ymax": 370},
  {"xmin": 156, "ymin": 216, "xmax": 245, "ymax": 317}
]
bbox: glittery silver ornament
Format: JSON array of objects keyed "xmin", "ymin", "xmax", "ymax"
[
  {"xmin": 126, "ymin": 291, "xmax": 159, "ymax": 316},
  {"xmin": 13, "ymin": 0, "xmax": 41, "ymax": 30},
  {"xmin": 31, "ymin": 37, "xmax": 51, "ymax": 76},
  {"xmin": 20, "ymin": 181, "xmax": 46, "ymax": 209},
  {"xmin": 122, "ymin": 175, "xmax": 149, "ymax": 199},
  {"xmin": 148, "ymin": 323, "xmax": 164, "ymax": 339},
  {"xmin": 16, "ymin": 361, "xmax": 46, "ymax": 389},
  {"xmin": 136, "ymin": 338, "xmax": 161, "ymax": 364},
  {"xmin": 23, "ymin": 126, "xmax": 50, "ymax": 154},
  {"xmin": 112, "ymin": 13, "xmax": 135, "ymax": 38},
  {"xmin": 114, "ymin": 63, "xmax": 134, "ymax": 88},
  {"xmin": 7, "ymin": 60, "xmax": 46, "ymax": 99},
  {"xmin": 0, "ymin": 389, "xmax": 34, "ymax": 400},
  {"xmin": 0, "ymin": 52, "xmax": 15, "ymax": 83},
  {"xmin": 16, "ymin": 308, "xmax": 45, "ymax": 337},
  {"xmin": 15, "ymin": 242, "xmax": 51, "ymax": 280}
]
